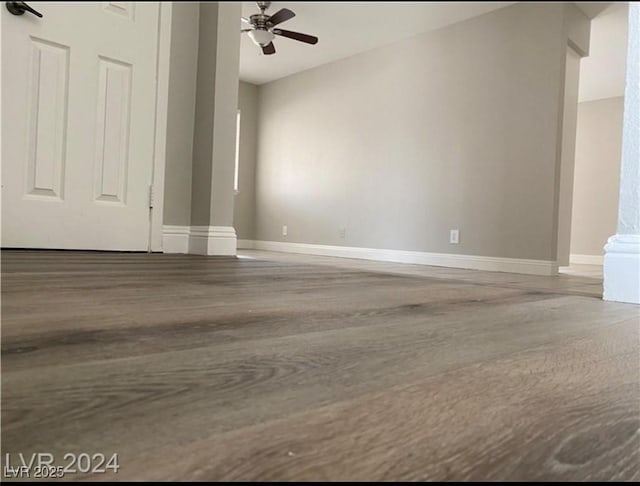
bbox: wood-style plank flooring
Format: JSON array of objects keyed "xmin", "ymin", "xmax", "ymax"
[{"xmin": 1, "ymin": 249, "xmax": 639, "ymax": 481}]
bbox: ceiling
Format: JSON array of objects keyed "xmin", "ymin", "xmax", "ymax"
[
  {"xmin": 239, "ymin": 2, "xmax": 630, "ymax": 102},
  {"xmin": 574, "ymin": 2, "xmax": 613, "ymax": 18},
  {"xmin": 578, "ymin": 3, "xmax": 629, "ymax": 102},
  {"xmin": 239, "ymin": 2, "xmax": 515, "ymax": 85}
]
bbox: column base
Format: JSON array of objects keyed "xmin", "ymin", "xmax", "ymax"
[
  {"xmin": 189, "ymin": 226, "xmax": 237, "ymax": 256},
  {"xmin": 603, "ymin": 234, "xmax": 640, "ymax": 304}
]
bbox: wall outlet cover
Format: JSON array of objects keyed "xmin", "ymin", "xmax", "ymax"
[
  {"xmin": 450, "ymin": 229, "xmax": 460, "ymax": 244},
  {"xmin": 282, "ymin": 225, "xmax": 288, "ymax": 236}
]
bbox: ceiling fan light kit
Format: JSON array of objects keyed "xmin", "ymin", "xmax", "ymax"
[
  {"xmin": 248, "ymin": 29, "xmax": 274, "ymax": 47},
  {"xmin": 241, "ymin": 1, "xmax": 318, "ymax": 56}
]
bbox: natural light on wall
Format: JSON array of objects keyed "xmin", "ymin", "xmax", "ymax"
[{"xmin": 234, "ymin": 110, "xmax": 241, "ymax": 193}]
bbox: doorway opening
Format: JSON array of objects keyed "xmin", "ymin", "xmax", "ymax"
[{"xmin": 558, "ymin": 4, "xmax": 628, "ymax": 279}]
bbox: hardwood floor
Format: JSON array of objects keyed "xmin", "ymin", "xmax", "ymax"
[{"xmin": 1, "ymin": 250, "xmax": 638, "ymax": 481}]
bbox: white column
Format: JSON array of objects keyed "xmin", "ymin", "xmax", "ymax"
[{"xmin": 603, "ymin": 2, "xmax": 640, "ymax": 304}]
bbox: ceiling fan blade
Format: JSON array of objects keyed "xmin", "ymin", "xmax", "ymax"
[
  {"xmin": 268, "ymin": 8, "xmax": 295, "ymax": 26},
  {"xmin": 241, "ymin": 28, "xmax": 254, "ymax": 32},
  {"xmin": 262, "ymin": 42, "xmax": 276, "ymax": 55},
  {"xmin": 241, "ymin": 16, "xmax": 252, "ymax": 24},
  {"xmin": 272, "ymin": 28, "xmax": 318, "ymax": 45}
]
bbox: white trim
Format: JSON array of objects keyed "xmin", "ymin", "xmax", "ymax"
[
  {"xmin": 603, "ymin": 234, "xmax": 640, "ymax": 304},
  {"xmin": 189, "ymin": 226, "xmax": 237, "ymax": 256},
  {"xmin": 162, "ymin": 225, "xmax": 189, "ymax": 254},
  {"xmin": 240, "ymin": 240, "xmax": 558, "ymax": 276},
  {"xmin": 150, "ymin": 2, "xmax": 172, "ymax": 252},
  {"xmin": 569, "ymin": 253, "xmax": 604, "ymax": 265},
  {"xmin": 163, "ymin": 225, "xmax": 238, "ymax": 255},
  {"xmin": 237, "ymin": 239, "xmax": 256, "ymax": 249}
]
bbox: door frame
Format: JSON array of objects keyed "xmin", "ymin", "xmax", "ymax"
[{"xmin": 149, "ymin": 1, "xmax": 172, "ymax": 252}]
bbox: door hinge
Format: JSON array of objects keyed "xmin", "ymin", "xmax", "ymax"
[{"xmin": 149, "ymin": 184, "xmax": 155, "ymax": 209}]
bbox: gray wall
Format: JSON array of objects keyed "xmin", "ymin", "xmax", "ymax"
[
  {"xmin": 254, "ymin": 3, "xmax": 588, "ymax": 261},
  {"xmin": 190, "ymin": 2, "xmax": 218, "ymax": 226},
  {"xmin": 162, "ymin": 2, "xmax": 199, "ymax": 226},
  {"xmin": 234, "ymin": 82, "xmax": 259, "ymax": 240},
  {"xmin": 208, "ymin": 2, "xmax": 242, "ymax": 228},
  {"xmin": 162, "ymin": 2, "xmax": 241, "ymax": 230},
  {"xmin": 189, "ymin": 2, "xmax": 241, "ymax": 228},
  {"xmin": 556, "ymin": 47, "xmax": 582, "ymax": 266},
  {"xmin": 570, "ymin": 97, "xmax": 624, "ymax": 256}
]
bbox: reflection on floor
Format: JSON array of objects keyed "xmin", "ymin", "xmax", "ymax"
[
  {"xmin": 242, "ymin": 250, "xmax": 605, "ymax": 298},
  {"xmin": 559, "ymin": 263, "xmax": 604, "ymax": 279}
]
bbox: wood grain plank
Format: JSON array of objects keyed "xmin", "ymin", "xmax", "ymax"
[
  {"xmin": 1, "ymin": 250, "xmax": 638, "ymax": 481},
  {"xmin": 111, "ymin": 319, "xmax": 640, "ymax": 482}
]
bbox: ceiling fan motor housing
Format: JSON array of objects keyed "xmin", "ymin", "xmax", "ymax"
[{"xmin": 249, "ymin": 13, "xmax": 269, "ymax": 29}]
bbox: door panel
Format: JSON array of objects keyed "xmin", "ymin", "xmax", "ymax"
[
  {"xmin": 26, "ymin": 38, "xmax": 69, "ymax": 200},
  {"xmin": 94, "ymin": 56, "xmax": 131, "ymax": 205},
  {"xmin": 2, "ymin": 2, "xmax": 159, "ymax": 250}
]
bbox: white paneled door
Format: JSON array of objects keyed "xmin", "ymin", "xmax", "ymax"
[{"xmin": 2, "ymin": 2, "xmax": 159, "ymax": 250}]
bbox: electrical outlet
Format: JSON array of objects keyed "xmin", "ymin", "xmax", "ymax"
[
  {"xmin": 339, "ymin": 226, "xmax": 346, "ymax": 239},
  {"xmin": 282, "ymin": 225, "xmax": 288, "ymax": 236},
  {"xmin": 450, "ymin": 229, "xmax": 460, "ymax": 244}
]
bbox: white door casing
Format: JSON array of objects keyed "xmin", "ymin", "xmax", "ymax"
[{"xmin": 2, "ymin": 2, "xmax": 163, "ymax": 250}]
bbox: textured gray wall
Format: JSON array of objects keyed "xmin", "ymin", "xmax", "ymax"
[
  {"xmin": 255, "ymin": 3, "xmax": 587, "ymax": 261},
  {"xmin": 234, "ymin": 82, "xmax": 259, "ymax": 240},
  {"xmin": 162, "ymin": 2, "xmax": 199, "ymax": 226},
  {"xmin": 570, "ymin": 97, "xmax": 624, "ymax": 256}
]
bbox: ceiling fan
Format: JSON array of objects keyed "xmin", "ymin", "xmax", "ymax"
[{"xmin": 241, "ymin": 1, "xmax": 318, "ymax": 55}]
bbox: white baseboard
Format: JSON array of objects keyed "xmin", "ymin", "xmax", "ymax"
[
  {"xmin": 603, "ymin": 234, "xmax": 640, "ymax": 304},
  {"xmin": 570, "ymin": 254, "xmax": 604, "ymax": 265},
  {"xmin": 162, "ymin": 225, "xmax": 189, "ymax": 254},
  {"xmin": 162, "ymin": 225, "xmax": 237, "ymax": 256},
  {"xmin": 237, "ymin": 239, "xmax": 256, "ymax": 249},
  {"xmin": 240, "ymin": 240, "xmax": 558, "ymax": 276},
  {"xmin": 189, "ymin": 226, "xmax": 237, "ymax": 256}
]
